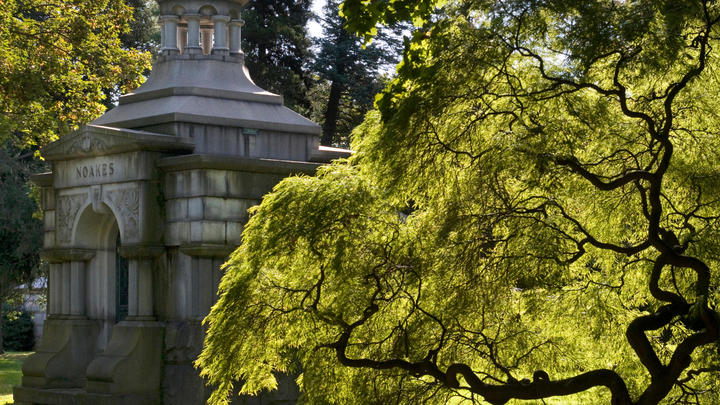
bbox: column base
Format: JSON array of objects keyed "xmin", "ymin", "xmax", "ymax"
[
  {"xmin": 85, "ymin": 321, "xmax": 164, "ymax": 396},
  {"xmin": 13, "ymin": 386, "xmax": 159, "ymax": 405},
  {"xmin": 21, "ymin": 319, "xmax": 100, "ymax": 389}
]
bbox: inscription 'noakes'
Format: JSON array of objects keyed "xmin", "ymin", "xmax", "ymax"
[{"xmin": 76, "ymin": 162, "xmax": 115, "ymax": 179}]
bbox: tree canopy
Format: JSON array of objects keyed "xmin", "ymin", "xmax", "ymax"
[
  {"xmin": 0, "ymin": 0, "xmax": 151, "ymax": 147},
  {"xmin": 313, "ymin": 0, "xmax": 404, "ymax": 146},
  {"xmin": 242, "ymin": 0, "xmax": 314, "ymax": 113},
  {"xmin": 201, "ymin": 0, "xmax": 720, "ymax": 403}
]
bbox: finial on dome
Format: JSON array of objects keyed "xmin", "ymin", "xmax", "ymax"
[{"xmin": 156, "ymin": 0, "xmax": 247, "ymax": 57}]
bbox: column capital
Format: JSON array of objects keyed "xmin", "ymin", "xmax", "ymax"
[
  {"xmin": 212, "ymin": 15, "xmax": 231, "ymax": 23},
  {"xmin": 159, "ymin": 15, "xmax": 180, "ymax": 23},
  {"xmin": 229, "ymin": 18, "xmax": 245, "ymax": 27},
  {"xmin": 41, "ymin": 248, "xmax": 95, "ymax": 263}
]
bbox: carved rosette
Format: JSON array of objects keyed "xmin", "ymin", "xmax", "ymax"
[
  {"xmin": 106, "ymin": 187, "xmax": 141, "ymax": 241},
  {"xmin": 56, "ymin": 194, "xmax": 88, "ymax": 243}
]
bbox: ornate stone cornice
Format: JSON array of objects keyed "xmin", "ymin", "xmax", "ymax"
[{"xmin": 41, "ymin": 125, "xmax": 194, "ymax": 161}]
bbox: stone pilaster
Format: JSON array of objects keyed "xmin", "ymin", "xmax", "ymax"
[{"xmin": 229, "ymin": 19, "xmax": 244, "ymax": 56}]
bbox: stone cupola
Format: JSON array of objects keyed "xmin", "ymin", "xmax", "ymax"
[{"xmin": 93, "ymin": 0, "xmax": 340, "ymax": 162}]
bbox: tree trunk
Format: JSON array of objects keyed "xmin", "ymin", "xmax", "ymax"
[{"xmin": 321, "ymin": 80, "xmax": 343, "ymax": 146}]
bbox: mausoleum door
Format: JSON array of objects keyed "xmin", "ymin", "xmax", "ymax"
[{"xmin": 115, "ymin": 233, "xmax": 129, "ymax": 322}]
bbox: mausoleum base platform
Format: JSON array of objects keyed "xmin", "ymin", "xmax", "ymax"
[{"xmin": 13, "ymin": 387, "xmax": 159, "ymax": 405}]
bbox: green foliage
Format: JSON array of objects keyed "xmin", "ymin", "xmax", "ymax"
[
  {"xmin": 0, "ymin": 144, "xmax": 43, "ymax": 354},
  {"xmin": 0, "ymin": 0, "xmax": 151, "ymax": 147},
  {"xmin": 1, "ymin": 306, "xmax": 34, "ymax": 352},
  {"xmin": 313, "ymin": 0, "xmax": 405, "ymax": 146},
  {"xmin": 0, "ymin": 146, "xmax": 43, "ymax": 302},
  {"xmin": 120, "ymin": 0, "xmax": 159, "ymax": 53},
  {"xmin": 201, "ymin": 1, "xmax": 720, "ymax": 404},
  {"xmin": 312, "ymin": 0, "xmax": 409, "ymax": 146},
  {"xmin": 242, "ymin": 0, "xmax": 313, "ymax": 114}
]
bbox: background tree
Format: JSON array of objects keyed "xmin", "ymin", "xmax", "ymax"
[
  {"xmin": 312, "ymin": 0, "xmax": 404, "ymax": 146},
  {"xmin": 199, "ymin": 1, "xmax": 720, "ymax": 404},
  {"xmin": 0, "ymin": 145, "xmax": 43, "ymax": 354},
  {"xmin": 0, "ymin": 0, "xmax": 151, "ymax": 147},
  {"xmin": 242, "ymin": 0, "xmax": 313, "ymax": 114},
  {"xmin": 103, "ymin": 0, "xmax": 160, "ymax": 109},
  {"xmin": 120, "ymin": 0, "xmax": 160, "ymax": 53}
]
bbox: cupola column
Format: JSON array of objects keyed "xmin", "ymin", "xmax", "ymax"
[
  {"xmin": 160, "ymin": 15, "xmax": 179, "ymax": 54},
  {"xmin": 229, "ymin": 19, "xmax": 244, "ymax": 55},
  {"xmin": 212, "ymin": 15, "xmax": 231, "ymax": 55},
  {"xmin": 185, "ymin": 14, "xmax": 202, "ymax": 54}
]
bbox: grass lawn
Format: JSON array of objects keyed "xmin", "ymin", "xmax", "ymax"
[{"xmin": 0, "ymin": 352, "xmax": 31, "ymax": 405}]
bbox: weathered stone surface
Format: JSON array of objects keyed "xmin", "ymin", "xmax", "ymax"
[
  {"xmin": 21, "ymin": 319, "xmax": 101, "ymax": 389},
  {"xmin": 85, "ymin": 322, "xmax": 164, "ymax": 395}
]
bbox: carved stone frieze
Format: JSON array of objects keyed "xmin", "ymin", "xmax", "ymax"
[
  {"xmin": 67, "ymin": 134, "xmax": 110, "ymax": 155},
  {"xmin": 106, "ymin": 187, "xmax": 141, "ymax": 241},
  {"xmin": 56, "ymin": 194, "xmax": 88, "ymax": 243}
]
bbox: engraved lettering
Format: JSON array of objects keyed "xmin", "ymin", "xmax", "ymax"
[{"xmin": 74, "ymin": 161, "xmax": 116, "ymax": 180}]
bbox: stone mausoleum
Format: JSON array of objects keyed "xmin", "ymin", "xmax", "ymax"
[{"xmin": 14, "ymin": 1, "xmax": 349, "ymax": 403}]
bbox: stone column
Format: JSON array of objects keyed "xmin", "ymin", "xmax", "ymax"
[
  {"xmin": 42, "ymin": 249, "xmax": 94, "ymax": 319},
  {"xmin": 161, "ymin": 15, "xmax": 179, "ymax": 54},
  {"xmin": 185, "ymin": 14, "xmax": 202, "ymax": 54},
  {"xmin": 229, "ymin": 19, "xmax": 244, "ymax": 56},
  {"xmin": 47, "ymin": 263, "xmax": 62, "ymax": 315},
  {"xmin": 211, "ymin": 15, "xmax": 230, "ymax": 55},
  {"xmin": 60, "ymin": 262, "xmax": 71, "ymax": 316},
  {"xmin": 69, "ymin": 260, "xmax": 87, "ymax": 318},
  {"xmin": 119, "ymin": 246, "xmax": 163, "ymax": 321},
  {"xmin": 159, "ymin": 20, "xmax": 165, "ymax": 52}
]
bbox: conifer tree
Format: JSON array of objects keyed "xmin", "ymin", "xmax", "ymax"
[
  {"xmin": 313, "ymin": 0, "xmax": 403, "ymax": 146},
  {"xmin": 241, "ymin": 0, "xmax": 313, "ymax": 114}
]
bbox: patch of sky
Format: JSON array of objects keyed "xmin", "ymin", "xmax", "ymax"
[{"xmin": 308, "ymin": 0, "xmax": 324, "ymax": 39}]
